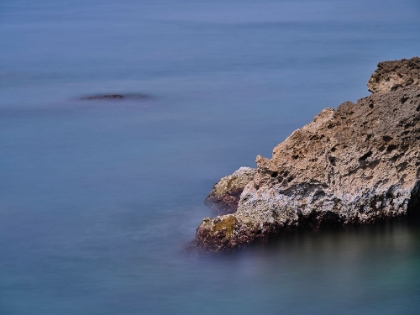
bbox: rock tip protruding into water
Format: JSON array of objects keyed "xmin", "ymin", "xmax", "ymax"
[{"xmin": 204, "ymin": 167, "xmax": 256, "ymax": 215}]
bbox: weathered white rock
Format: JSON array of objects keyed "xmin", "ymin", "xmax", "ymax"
[
  {"xmin": 196, "ymin": 85, "xmax": 420, "ymax": 251},
  {"xmin": 204, "ymin": 167, "xmax": 256, "ymax": 215}
]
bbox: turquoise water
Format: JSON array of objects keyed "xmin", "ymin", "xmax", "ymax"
[{"xmin": 1, "ymin": 0, "xmax": 420, "ymax": 314}]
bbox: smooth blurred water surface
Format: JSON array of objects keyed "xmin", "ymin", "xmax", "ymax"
[{"xmin": 1, "ymin": 0, "xmax": 420, "ymax": 314}]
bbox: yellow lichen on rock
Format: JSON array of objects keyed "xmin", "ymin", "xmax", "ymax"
[{"xmin": 213, "ymin": 215, "xmax": 237, "ymax": 238}]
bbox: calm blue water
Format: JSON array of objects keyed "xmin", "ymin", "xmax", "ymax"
[{"xmin": 1, "ymin": 0, "xmax": 420, "ymax": 314}]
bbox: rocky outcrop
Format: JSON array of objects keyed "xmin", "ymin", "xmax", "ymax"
[
  {"xmin": 196, "ymin": 81, "xmax": 420, "ymax": 251},
  {"xmin": 367, "ymin": 57, "xmax": 420, "ymax": 93},
  {"xmin": 204, "ymin": 167, "xmax": 256, "ymax": 215}
]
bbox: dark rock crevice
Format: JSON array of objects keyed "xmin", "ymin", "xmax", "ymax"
[{"xmin": 407, "ymin": 181, "xmax": 420, "ymax": 219}]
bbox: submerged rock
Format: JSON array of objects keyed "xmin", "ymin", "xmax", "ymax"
[
  {"xmin": 81, "ymin": 94, "xmax": 125, "ymax": 100},
  {"xmin": 367, "ymin": 56, "xmax": 420, "ymax": 93},
  {"xmin": 204, "ymin": 167, "xmax": 256, "ymax": 215},
  {"xmin": 80, "ymin": 94, "xmax": 148, "ymax": 100},
  {"xmin": 196, "ymin": 61, "xmax": 420, "ymax": 251}
]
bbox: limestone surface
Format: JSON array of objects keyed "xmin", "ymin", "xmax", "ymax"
[
  {"xmin": 204, "ymin": 167, "xmax": 256, "ymax": 215},
  {"xmin": 196, "ymin": 87, "xmax": 420, "ymax": 251},
  {"xmin": 367, "ymin": 57, "xmax": 420, "ymax": 93}
]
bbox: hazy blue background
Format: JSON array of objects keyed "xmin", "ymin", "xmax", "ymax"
[{"xmin": 1, "ymin": 0, "xmax": 420, "ymax": 314}]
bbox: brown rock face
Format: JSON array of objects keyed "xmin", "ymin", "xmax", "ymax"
[
  {"xmin": 204, "ymin": 167, "xmax": 256, "ymax": 215},
  {"xmin": 196, "ymin": 86, "xmax": 420, "ymax": 251},
  {"xmin": 367, "ymin": 57, "xmax": 420, "ymax": 93}
]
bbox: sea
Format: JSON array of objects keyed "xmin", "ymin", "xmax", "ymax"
[{"xmin": 1, "ymin": 0, "xmax": 420, "ymax": 314}]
